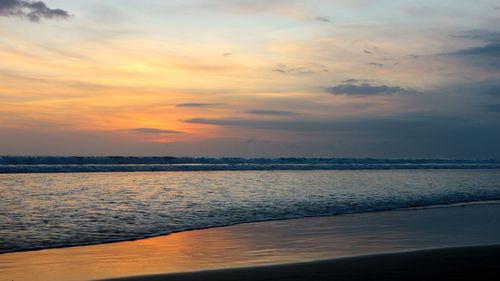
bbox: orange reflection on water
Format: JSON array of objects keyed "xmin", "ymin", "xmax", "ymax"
[{"xmin": 0, "ymin": 230, "xmax": 244, "ymax": 281}]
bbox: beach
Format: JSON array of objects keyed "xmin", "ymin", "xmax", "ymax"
[
  {"xmin": 1, "ymin": 202, "xmax": 499, "ymax": 281},
  {"xmin": 101, "ymin": 245, "xmax": 500, "ymax": 281}
]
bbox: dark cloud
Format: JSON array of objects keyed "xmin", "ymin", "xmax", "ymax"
[
  {"xmin": 272, "ymin": 64, "xmax": 316, "ymax": 75},
  {"xmin": 452, "ymin": 31, "xmax": 500, "ymax": 43},
  {"xmin": 448, "ymin": 31, "xmax": 500, "ymax": 69},
  {"xmin": 130, "ymin": 128, "xmax": 182, "ymax": 134},
  {"xmin": 0, "ymin": 0, "xmax": 70, "ymax": 21},
  {"xmin": 367, "ymin": 62, "xmax": 384, "ymax": 67},
  {"xmin": 325, "ymin": 82, "xmax": 418, "ymax": 96},
  {"xmin": 481, "ymin": 104, "xmax": 500, "ymax": 113},
  {"xmin": 364, "ymin": 50, "xmax": 373, "ymax": 54},
  {"xmin": 176, "ymin": 103, "xmax": 224, "ymax": 108},
  {"xmin": 221, "ymin": 52, "xmax": 232, "ymax": 56},
  {"xmin": 453, "ymin": 43, "xmax": 500, "ymax": 57},
  {"xmin": 246, "ymin": 109, "xmax": 299, "ymax": 116},
  {"xmin": 341, "ymin": 79, "xmax": 373, "ymax": 83},
  {"xmin": 184, "ymin": 114, "xmax": 431, "ymax": 133},
  {"xmin": 315, "ymin": 16, "xmax": 330, "ymax": 22}
]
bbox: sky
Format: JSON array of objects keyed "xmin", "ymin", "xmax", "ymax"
[{"xmin": 1, "ymin": 0, "xmax": 500, "ymax": 158}]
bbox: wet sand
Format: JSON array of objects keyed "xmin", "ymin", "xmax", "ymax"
[{"xmin": 100, "ymin": 245, "xmax": 500, "ymax": 281}]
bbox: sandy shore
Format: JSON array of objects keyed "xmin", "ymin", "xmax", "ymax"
[
  {"xmin": 1, "ymin": 203, "xmax": 500, "ymax": 281},
  {"xmin": 100, "ymin": 245, "xmax": 500, "ymax": 281}
]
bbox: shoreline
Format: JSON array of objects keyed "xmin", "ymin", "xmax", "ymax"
[
  {"xmin": 2, "ymin": 199, "xmax": 500, "ymax": 255},
  {"xmin": 1, "ymin": 203, "xmax": 500, "ymax": 281},
  {"xmin": 97, "ymin": 245, "xmax": 500, "ymax": 281}
]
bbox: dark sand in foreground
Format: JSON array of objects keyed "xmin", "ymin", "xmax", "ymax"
[{"xmin": 101, "ymin": 245, "xmax": 500, "ymax": 281}]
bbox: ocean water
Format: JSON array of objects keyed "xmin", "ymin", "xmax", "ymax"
[
  {"xmin": 1, "ymin": 169, "xmax": 500, "ymax": 253},
  {"xmin": 0, "ymin": 156, "xmax": 499, "ymax": 173}
]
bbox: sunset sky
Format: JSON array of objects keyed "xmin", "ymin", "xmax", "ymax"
[{"xmin": 1, "ymin": 0, "xmax": 500, "ymax": 158}]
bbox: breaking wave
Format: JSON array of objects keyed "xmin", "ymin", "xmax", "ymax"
[{"xmin": 1, "ymin": 156, "xmax": 499, "ymax": 173}]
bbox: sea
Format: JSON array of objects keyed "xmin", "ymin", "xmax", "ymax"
[{"xmin": 1, "ymin": 157, "xmax": 499, "ymax": 254}]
